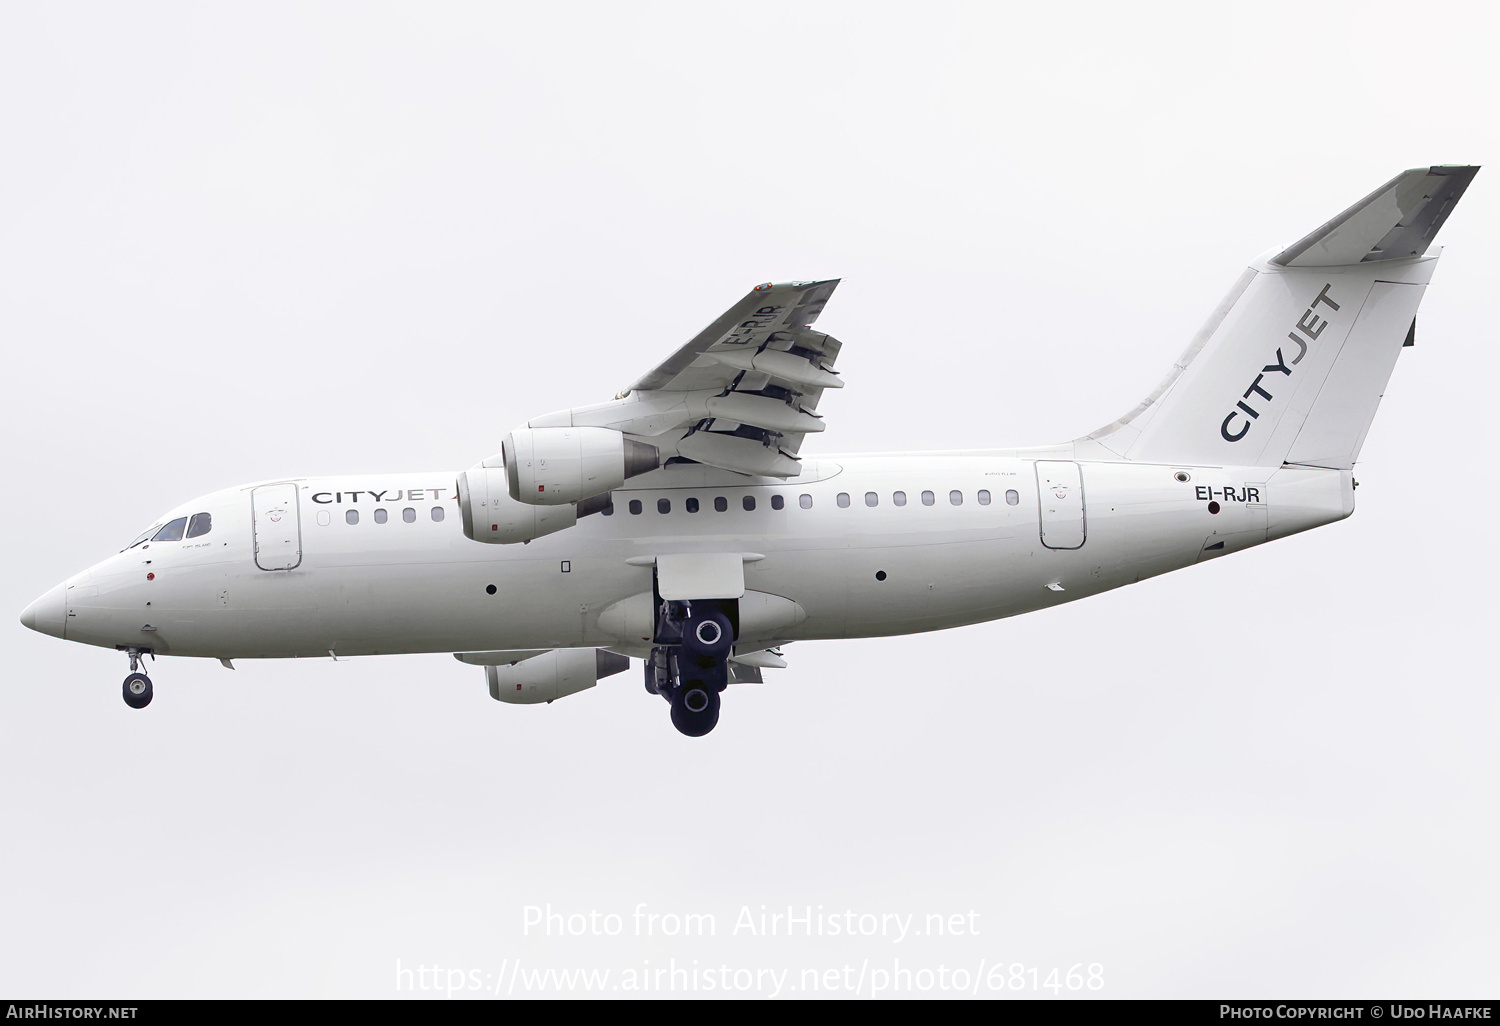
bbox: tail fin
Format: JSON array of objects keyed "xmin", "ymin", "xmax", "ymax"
[{"xmin": 1083, "ymin": 165, "xmax": 1478, "ymax": 469}]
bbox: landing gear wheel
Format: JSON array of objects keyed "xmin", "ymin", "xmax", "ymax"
[
  {"xmin": 681, "ymin": 610, "xmax": 733, "ymax": 660},
  {"xmin": 122, "ymin": 673, "xmax": 153, "ymax": 710},
  {"xmin": 670, "ymin": 679, "xmax": 720, "ymax": 737},
  {"xmin": 698, "ymin": 660, "xmax": 730, "ymax": 693}
]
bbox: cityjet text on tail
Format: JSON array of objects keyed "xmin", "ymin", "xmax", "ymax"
[{"xmin": 21, "ymin": 166, "xmax": 1479, "ymax": 736}]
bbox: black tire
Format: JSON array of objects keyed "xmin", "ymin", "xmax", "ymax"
[
  {"xmin": 681, "ymin": 609, "xmax": 733, "ymax": 660},
  {"xmin": 122, "ymin": 673, "xmax": 153, "ymax": 710},
  {"xmin": 669, "ymin": 680, "xmax": 720, "ymax": 737},
  {"xmin": 702, "ymin": 660, "xmax": 730, "ymax": 693}
]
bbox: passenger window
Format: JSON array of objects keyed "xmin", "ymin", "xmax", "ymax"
[
  {"xmin": 400, "ymin": 507, "xmax": 413, "ymax": 523},
  {"xmin": 950, "ymin": 490, "xmax": 963, "ymax": 505},
  {"xmin": 186, "ymin": 512, "xmax": 212, "ymax": 538},
  {"xmin": 893, "ymin": 491, "xmax": 906, "ymax": 506},
  {"xmin": 346, "ymin": 510, "xmax": 359, "ymax": 525},
  {"xmin": 629, "ymin": 500, "xmax": 643, "ymax": 515},
  {"xmin": 374, "ymin": 508, "xmax": 388, "ymax": 524},
  {"xmin": 714, "ymin": 497, "xmax": 728, "ymax": 512},
  {"xmin": 771, "ymin": 494, "xmax": 784, "ymax": 510},
  {"xmin": 837, "ymin": 492, "xmax": 850, "ymax": 508},
  {"xmin": 686, "ymin": 497, "xmax": 700, "ymax": 513},
  {"xmin": 864, "ymin": 492, "xmax": 878, "ymax": 507},
  {"xmin": 431, "ymin": 506, "xmax": 446, "ymax": 522},
  {"xmin": 317, "ymin": 511, "xmax": 330, "ymax": 527},
  {"xmin": 658, "ymin": 498, "xmax": 671, "ymax": 514},
  {"xmin": 743, "ymin": 495, "xmax": 756, "ymax": 511},
  {"xmin": 1006, "ymin": 489, "xmax": 1020, "ymax": 505},
  {"xmin": 152, "ymin": 517, "xmax": 188, "ymax": 542},
  {"xmin": 921, "ymin": 490, "xmax": 935, "ymax": 506},
  {"xmin": 799, "ymin": 494, "xmax": 813, "ymax": 509},
  {"xmin": 978, "ymin": 490, "xmax": 991, "ymax": 505}
]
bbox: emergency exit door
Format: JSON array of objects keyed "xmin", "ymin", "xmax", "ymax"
[
  {"xmin": 1035, "ymin": 461, "xmax": 1086, "ymax": 550},
  {"xmin": 252, "ymin": 483, "xmax": 303, "ymax": 571}
]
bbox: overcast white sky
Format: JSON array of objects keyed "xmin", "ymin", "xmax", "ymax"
[{"xmin": 3, "ymin": 0, "xmax": 1497, "ymax": 999}]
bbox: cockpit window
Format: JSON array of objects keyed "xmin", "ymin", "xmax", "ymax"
[
  {"xmin": 152, "ymin": 517, "xmax": 188, "ymax": 542},
  {"xmin": 125, "ymin": 525, "xmax": 162, "ymax": 550},
  {"xmin": 186, "ymin": 512, "xmax": 212, "ymax": 539}
]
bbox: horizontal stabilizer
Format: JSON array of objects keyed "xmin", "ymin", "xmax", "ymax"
[{"xmin": 1273, "ymin": 165, "xmax": 1478, "ymax": 267}]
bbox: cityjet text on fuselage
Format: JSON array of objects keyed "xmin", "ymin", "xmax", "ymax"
[{"xmin": 310, "ymin": 488, "xmax": 451, "ymax": 504}]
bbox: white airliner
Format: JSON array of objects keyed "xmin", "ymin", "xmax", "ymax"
[{"xmin": 20, "ymin": 166, "xmax": 1478, "ymax": 735}]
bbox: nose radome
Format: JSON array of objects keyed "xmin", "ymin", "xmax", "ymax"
[{"xmin": 20, "ymin": 585, "xmax": 66, "ymax": 640}]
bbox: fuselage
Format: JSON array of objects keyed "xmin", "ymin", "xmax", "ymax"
[{"xmin": 30, "ymin": 451, "xmax": 1353, "ymax": 662}]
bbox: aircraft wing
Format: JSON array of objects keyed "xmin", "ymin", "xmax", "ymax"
[{"xmin": 521, "ymin": 280, "xmax": 843, "ymax": 478}]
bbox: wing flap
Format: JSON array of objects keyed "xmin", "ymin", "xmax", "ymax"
[
  {"xmin": 508, "ymin": 280, "xmax": 843, "ymax": 480},
  {"xmin": 677, "ymin": 431, "xmax": 802, "ymax": 476},
  {"xmin": 526, "ymin": 279, "xmax": 845, "ymax": 478}
]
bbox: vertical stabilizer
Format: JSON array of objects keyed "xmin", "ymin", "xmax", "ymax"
[{"xmin": 1084, "ymin": 166, "xmax": 1477, "ymax": 469}]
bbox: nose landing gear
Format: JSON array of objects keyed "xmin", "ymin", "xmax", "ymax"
[
  {"xmin": 121, "ymin": 649, "xmax": 154, "ymax": 710},
  {"xmin": 122, "ymin": 672, "xmax": 153, "ymax": 709}
]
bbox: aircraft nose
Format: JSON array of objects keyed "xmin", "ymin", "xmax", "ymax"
[{"xmin": 20, "ymin": 585, "xmax": 66, "ymax": 640}]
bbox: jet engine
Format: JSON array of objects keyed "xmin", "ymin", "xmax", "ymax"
[
  {"xmin": 504, "ymin": 427, "xmax": 658, "ymax": 505},
  {"xmin": 456, "ymin": 466, "xmax": 578, "ymax": 544},
  {"xmin": 479, "ymin": 649, "xmax": 631, "ymax": 705}
]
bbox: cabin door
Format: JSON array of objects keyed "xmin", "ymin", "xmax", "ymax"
[
  {"xmin": 252, "ymin": 484, "xmax": 303, "ymax": 571},
  {"xmin": 1035, "ymin": 461, "xmax": 1086, "ymax": 550}
]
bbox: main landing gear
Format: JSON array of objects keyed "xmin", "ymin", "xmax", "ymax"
[
  {"xmin": 121, "ymin": 649, "xmax": 153, "ymax": 710},
  {"xmin": 645, "ymin": 603, "xmax": 735, "ymax": 738}
]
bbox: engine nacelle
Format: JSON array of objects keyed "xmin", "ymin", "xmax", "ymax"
[
  {"xmin": 484, "ymin": 649, "xmax": 630, "ymax": 705},
  {"xmin": 504, "ymin": 426, "xmax": 658, "ymax": 506},
  {"xmin": 457, "ymin": 466, "xmax": 577, "ymax": 544}
]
